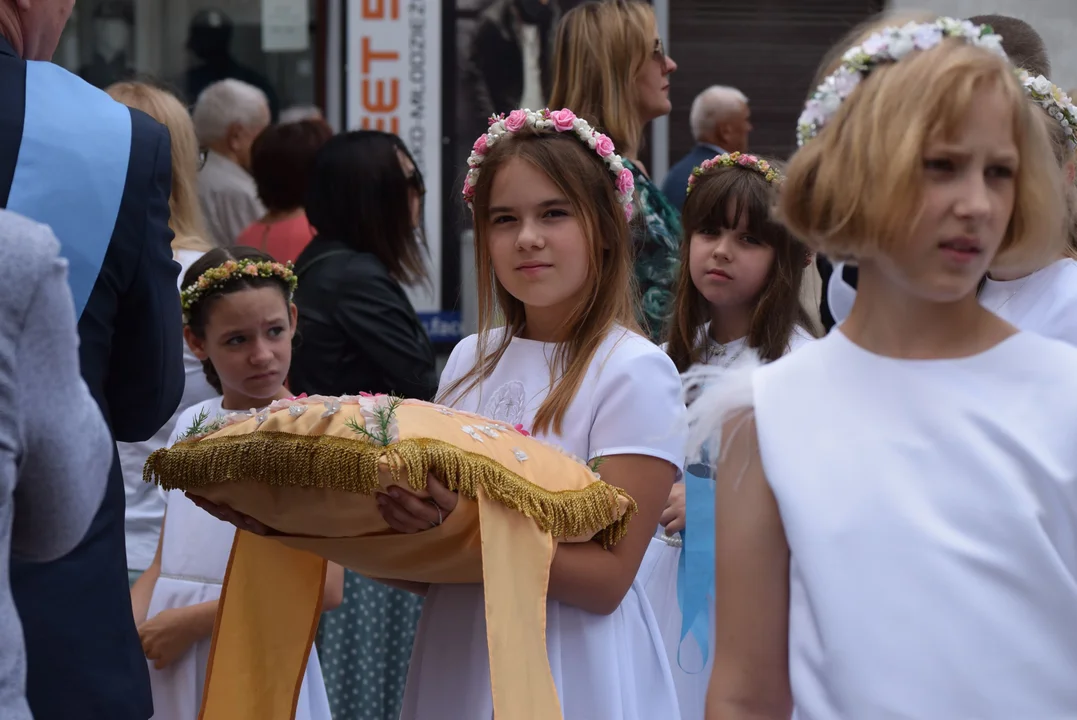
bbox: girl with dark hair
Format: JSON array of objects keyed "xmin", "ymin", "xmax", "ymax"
[
  {"xmin": 289, "ymin": 130, "xmax": 437, "ymax": 720},
  {"xmin": 130, "ymin": 246, "xmax": 341, "ymax": 720}
]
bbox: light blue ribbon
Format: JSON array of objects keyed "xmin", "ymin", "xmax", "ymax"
[
  {"xmin": 7, "ymin": 62, "xmax": 130, "ymax": 318},
  {"xmin": 675, "ymin": 457, "xmax": 715, "ymax": 672}
]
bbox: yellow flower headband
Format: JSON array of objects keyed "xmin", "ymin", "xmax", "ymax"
[
  {"xmin": 180, "ymin": 259, "xmax": 297, "ymax": 324},
  {"xmin": 686, "ymin": 152, "xmax": 782, "ymax": 196}
]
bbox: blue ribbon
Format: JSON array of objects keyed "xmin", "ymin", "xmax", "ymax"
[
  {"xmin": 7, "ymin": 62, "xmax": 130, "ymax": 318},
  {"xmin": 675, "ymin": 457, "xmax": 715, "ymax": 673}
]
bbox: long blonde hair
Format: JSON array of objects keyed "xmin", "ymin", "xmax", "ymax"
[
  {"xmin": 438, "ymin": 127, "xmax": 639, "ymax": 436},
  {"xmin": 548, "ymin": 0, "xmax": 654, "ymax": 157},
  {"xmin": 106, "ymin": 81, "xmax": 213, "ymax": 253}
]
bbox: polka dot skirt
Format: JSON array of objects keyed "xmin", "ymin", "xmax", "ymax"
[{"xmin": 316, "ymin": 571, "xmax": 424, "ymax": 719}]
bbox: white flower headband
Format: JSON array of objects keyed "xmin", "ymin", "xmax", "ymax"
[
  {"xmin": 463, "ymin": 108, "xmax": 636, "ymax": 221},
  {"xmin": 797, "ymin": 17, "xmax": 1007, "ymax": 147},
  {"xmin": 1019, "ymin": 71, "xmax": 1077, "ymax": 153}
]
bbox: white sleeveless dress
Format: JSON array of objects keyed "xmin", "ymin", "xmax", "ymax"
[
  {"xmin": 399, "ymin": 327, "xmax": 688, "ymax": 720},
  {"xmin": 694, "ymin": 330, "xmax": 1077, "ymax": 718},
  {"xmin": 146, "ymin": 397, "xmax": 332, "ymax": 720}
]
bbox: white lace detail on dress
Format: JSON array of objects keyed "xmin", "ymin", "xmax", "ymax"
[{"xmin": 482, "ymin": 380, "xmax": 527, "ymax": 425}]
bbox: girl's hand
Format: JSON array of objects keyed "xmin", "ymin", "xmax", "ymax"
[
  {"xmin": 138, "ymin": 606, "xmax": 205, "ymax": 670},
  {"xmin": 659, "ymin": 482, "xmax": 686, "ymax": 534},
  {"xmin": 377, "ymin": 472, "xmax": 459, "ymax": 533},
  {"xmin": 185, "ymin": 493, "xmax": 278, "ymax": 536}
]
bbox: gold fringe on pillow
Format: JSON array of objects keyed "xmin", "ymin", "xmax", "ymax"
[{"xmin": 144, "ymin": 433, "xmax": 636, "ymax": 548}]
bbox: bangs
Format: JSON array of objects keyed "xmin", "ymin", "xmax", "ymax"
[
  {"xmin": 922, "ymin": 50, "xmax": 1023, "ymax": 144},
  {"xmin": 683, "ymin": 167, "xmax": 784, "ymax": 245}
]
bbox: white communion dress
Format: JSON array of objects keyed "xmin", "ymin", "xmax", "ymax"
[
  {"xmin": 399, "ymin": 327, "xmax": 688, "ymax": 720},
  {"xmin": 689, "ymin": 329, "xmax": 1077, "ymax": 719},
  {"xmin": 145, "ymin": 397, "xmax": 332, "ymax": 720}
]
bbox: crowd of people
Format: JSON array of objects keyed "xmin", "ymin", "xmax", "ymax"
[{"xmin": 1, "ymin": 0, "xmax": 1076, "ymax": 719}]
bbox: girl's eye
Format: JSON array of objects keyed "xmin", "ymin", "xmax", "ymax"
[
  {"xmin": 268, "ymin": 326, "xmax": 285, "ymax": 338},
  {"xmin": 544, "ymin": 208, "xmax": 569, "ymax": 219},
  {"xmin": 923, "ymin": 157, "xmax": 955, "ymax": 172},
  {"xmin": 696, "ymin": 227, "xmax": 719, "ymax": 237},
  {"xmin": 741, "ymin": 234, "xmax": 763, "ymax": 246},
  {"xmin": 225, "ymin": 335, "xmax": 245, "ymax": 346},
  {"xmin": 492, "ymin": 214, "xmax": 516, "ymax": 225},
  {"xmin": 986, "ymin": 165, "xmax": 1015, "ymax": 179}
]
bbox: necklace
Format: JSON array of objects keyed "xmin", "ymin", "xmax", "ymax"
[
  {"xmin": 990, "ymin": 275, "xmax": 1032, "ymax": 314},
  {"xmin": 705, "ymin": 339, "xmax": 747, "ymax": 369}
]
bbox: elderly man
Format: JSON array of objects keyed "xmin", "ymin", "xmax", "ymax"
[
  {"xmin": 662, "ymin": 85, "xmax": 751, "ymax": 210},
  {"xmin": 0, "ymin": 1, "xmax": 184, "ymax": 718},
  {"xmin": 193, "ymin": 78, "xmax": 270, "ymax": 247}
]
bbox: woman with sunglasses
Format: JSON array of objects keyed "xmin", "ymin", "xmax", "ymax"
[
  {"xmin": 288, "ymin": 130, "xmax": 438, "ymax": 720},
  {"xmin": 549, "ymin": 0, "xmax": 680, "ymax": 342}
]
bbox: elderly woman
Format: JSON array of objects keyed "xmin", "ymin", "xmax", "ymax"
[
  {"xmin": 191, "ymin": 78, "xmax": 271, "ymax": 247},
  {"xmin": 549, "ymin": 0, "xmax": 680, "ymax": 341}
]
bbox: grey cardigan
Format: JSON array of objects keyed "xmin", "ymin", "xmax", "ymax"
[{"xmin": 0, "ymin": 210, "xmax": 111, "ymax": 720}]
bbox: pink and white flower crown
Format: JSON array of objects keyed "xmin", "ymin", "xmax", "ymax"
[
  {"xmin": 686, "ymin": 152, "xmax": 781, "ymax": 196},
  {"xmin": 463, "ymin": 108, "xmax": 636, "ymax": 221}
]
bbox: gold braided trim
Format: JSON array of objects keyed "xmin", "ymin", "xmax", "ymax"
[{"xmin": 144, "ymin": 433, "xmax": 637, "ymax": 548}]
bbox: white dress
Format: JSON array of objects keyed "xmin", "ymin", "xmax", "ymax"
[
  {"xmin": 827, "ymin": 258, "xmax": 1077, "ymax": 347},
  {"xmin": 643, "ymin": 325, "xmax": 815, "ymax": 720},
  {"xmin": 146, "ymin": 397, "xmax": 332, "ymax": 720},
  {"xmin": 399, "ymin": 327, "xmax": 688, "ymax": 720},
  {"xmin": 696, "ymin": 329, "xmax": 1077, "ymax": 718}
]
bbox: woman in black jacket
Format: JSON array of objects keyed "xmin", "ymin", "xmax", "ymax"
[{"xmin": 291, "ymin": 130, "xmax": 435, "ymax": 720}]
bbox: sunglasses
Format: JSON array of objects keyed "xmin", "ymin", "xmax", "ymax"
[
  {"xmin": 198, "ymin": 148, "xmax": 208, "ymax": 171},
  {"xmin": 653, "ymin": 38, "xmax": 666, "ymax": 62}
]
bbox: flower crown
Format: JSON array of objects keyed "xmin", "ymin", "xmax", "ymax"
[
  {"xmin": 1019, "ymin": 70, "xmax": 1077, "ymax": 153},
  {"xmin": 180, "ymin": 259, "xmax": 298, "ymax": 324},
  {"xmin": 686, "ymin": 152, "xmax": 781, "ymax": 196},
  {"xmin": 463, "ymin": 108, "xmax": 636, "ymax": 221},
  {"xmin": 797, "ymin": 18, "xmax": 1006, "ymax": 147}
]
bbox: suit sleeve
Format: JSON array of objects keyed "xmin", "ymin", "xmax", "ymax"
[
  {"xmin": 12, "ymin": 246, "xmax": 112, "ymax": 562},
  {"xmin": 105, "ymin": 119, "xmax": 184, "ymax": 442},
  {"xmin": 334, "ymin": 271, "xmax": 439, "ymax": 401}
]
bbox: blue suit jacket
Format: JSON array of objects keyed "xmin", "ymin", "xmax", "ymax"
[
  {"xmin": 661, "ymin": 143, "xmax": 726, "ymax": 212},
  {"xmin": 0, "ymin": 36, "xmax": 183, "ymax": 720}
]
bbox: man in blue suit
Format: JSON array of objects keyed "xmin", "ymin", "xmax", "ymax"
[
  {"xmin": 661, "ymin": 85, "xmax": 752, "ymax": 211},
  {"xmin": 0, "ymin": 2, "xmax": 184, "ymax": 718}
]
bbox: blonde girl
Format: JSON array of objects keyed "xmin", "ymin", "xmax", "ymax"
[
  {"xmin": 688, "ymin": 16, "xmax": 1077, "ymax": 719},
  {"xmin": 378, "ymin": 108, "xmax": 688, "ymax": 719},
  {"xmin": 107, "ymin": 81, "xmax": 219, "ymax": 586}
]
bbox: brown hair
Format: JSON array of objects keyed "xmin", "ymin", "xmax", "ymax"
[
  {"xmin": 250, "ymin": 119, "xmax": 333, "ymax": 212},
  {"xmin": 666, "ymin": 165, "xmax": 816, "ymax": 372},
  {"xmin": 782, "ymin": 39, "xmax": 1066, "ymax": 279},
  {"xmin": 1039, "ymin": 109, "xmax": 1077, "ymax": 259},
  {"xmin": 106, "ymin": 81, "xmax": 213, "ymax": 253},
  {"xmin": 549, "ymin": 0, "xmax": 655, "ymax": 156},
  {"xmin": 438, "ymin": 127, "xmax": 638, "ymax": 436},
  {"xmin": 969, "ymin": 14, "xmax": 1051, "ymax": 77},
  {"xmin": 182, "ymin": 247, "xmax": 293, "ymax": 393}
]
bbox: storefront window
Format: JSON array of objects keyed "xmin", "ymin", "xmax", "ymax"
[{"xmin": 55, "ymin": 0, "xmax": 319, "ymax": 121}]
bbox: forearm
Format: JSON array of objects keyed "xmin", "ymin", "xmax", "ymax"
[
  {"xmin": 547, "ymin": 540, "xmax": 639, "ymax": 615},
  {"xmin": 705, "ymin": 697, "xmax": 792, "ymax": 720},
  {"xmin": 178, "ymin": 600, "xmax": 219, "ymax": 641},
  {"xmin": 130, "ymin": 562, "xmax": 161, "ymax": 625}
]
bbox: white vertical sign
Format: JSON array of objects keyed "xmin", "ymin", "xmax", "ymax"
[{"xmin": 346, "ymin": 0, "xmax": 442, "ymax": 313}]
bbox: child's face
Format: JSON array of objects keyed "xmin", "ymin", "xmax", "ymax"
[
  {"xmin": 688, "ymin": 207, "xmax": 775, "ymax": 314},
  {"xmin": 185, "ymin": 286, "xmax": 297, "ymax": 407},
  {"xmin": 880, "ymin": 86, "xmax": 1018, "ymax": 301},
  {"xmin": 486, "ymin": 157, "xmax": 590, "ymax": 326}
]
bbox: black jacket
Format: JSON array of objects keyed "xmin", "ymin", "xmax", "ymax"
[
  {"xmin": 464, "ymin": 0, "xmax": 558, "ymax": 134},
  {"xmin": 0, "ymin": 35, "xmax": 183, "ymax": 720},
  {"xmin": 290, "ymin": 237, "xmax": 439, "ymax": 401}
]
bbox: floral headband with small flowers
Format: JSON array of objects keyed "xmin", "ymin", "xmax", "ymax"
[
  {"xmin": 463, "ymin": 108, "xmax": 636, "ymax": 221},
  {"xmin": 797, "ymin": 18, "xmax": 1007, "ymax": 147},
  {"xmin": 686, "ymin": 152, "xmax": 782, "ymax": 196},
  {"xmin": 1019, "ymin": 71, "xmax": 1077, "ymax": 153},
  {"xmin": 180, "ymin": 259, "xmax": 298, "ymax": 324}
]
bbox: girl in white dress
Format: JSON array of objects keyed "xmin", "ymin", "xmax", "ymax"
[
  {"xmin": 826, "ymin": 70, "xmax": 1077, "ymax": 345},
  {"xmin": 644, "ymin": 154, "xmax": 818, "ymax": 719},
  {"xmin": 375, "ymin": 109, "xmax": 688, "ymax": 719},
  {"xmin": 690, "ymin": 17, "xmax": 1077, "ymax": 719},
  {"xmin": 129, "ymin": 247, "xmax": 342, "ymax": 720}
]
